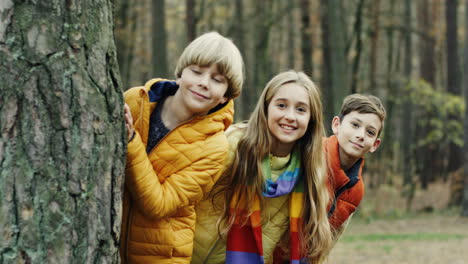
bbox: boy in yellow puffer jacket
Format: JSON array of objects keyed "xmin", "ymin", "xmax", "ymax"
[{"xmin": 120, "ymin": 32, "xmax": 244, "ymax": 264}]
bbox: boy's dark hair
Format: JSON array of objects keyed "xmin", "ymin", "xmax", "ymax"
[{"xmin": 339, "ymin": 94, "xmax": 386, "ymax": 136}]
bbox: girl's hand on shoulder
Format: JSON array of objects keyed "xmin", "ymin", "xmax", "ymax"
[{"xmin": 124, "ymin": 103, "xmax": 135, "ymax": 141}]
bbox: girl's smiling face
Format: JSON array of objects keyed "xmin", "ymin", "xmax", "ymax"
[{"xmin": 267, "ymin": 82, "xmax": 311, "ymax": 156}]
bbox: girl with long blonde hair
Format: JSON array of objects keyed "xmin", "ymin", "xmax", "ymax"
[{"xmin": 192, "ymin": 70, "xmax": 332, "ymax": 264}]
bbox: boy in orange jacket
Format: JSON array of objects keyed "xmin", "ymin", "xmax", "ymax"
[
  {"xmin": 273, "ymin": 94, "xmax": 386, "ymax": 263},
  {"xmin": 325, "ymin": 93, "xmax": 386, "ymax": 238}
]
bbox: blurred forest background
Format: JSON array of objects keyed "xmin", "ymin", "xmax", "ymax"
[{"xmin": 114, "ymin": 0, "xmax": 467, "ymax": 218}]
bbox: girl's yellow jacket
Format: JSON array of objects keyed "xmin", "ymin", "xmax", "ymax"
[{"xmin": 120, "ymin": 79, "xmax": 233, "ymax": 263}]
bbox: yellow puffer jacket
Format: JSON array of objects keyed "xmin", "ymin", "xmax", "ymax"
[
  {"xmin": 120, "ymin": 79, "xmax": 233, "ymax": 264},
  {"xmin": 192, "ymin": 124, "xmax": 290, "ymax": 264}
]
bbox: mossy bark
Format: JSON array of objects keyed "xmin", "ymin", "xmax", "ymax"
[{"xmin": 0, "ymin": 1, "xmax": 125, "ymax": 263}]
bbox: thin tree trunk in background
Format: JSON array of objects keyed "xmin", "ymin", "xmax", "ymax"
[
  {"xmin": 232, "ymin": 0, "xmax": 248, "ymax": 120},
  {"xmin": 446, "ymin": 0, "xmax": 464, "ymax": 173},
  {"xmin": 418, "ymin": 0, "xmax": 437, "ymax": 84},
  {"xmin": 462, "ymin": 0, "xmax": 468, "ymax": 217},
  {"xmin": 115, "ymin": 0, "xmax": 136, "ymax": 89},
  {"xmin": 186, "ymin": 0, "xmax": 197, "ymax": 41},
  {"xmin": 115, "ymin": 0, "xmax": 152, "ymax": 88},
  {"xmin": 320, "ymin": 0, "xmax": 333, "ymax": 129},
  {"xmin": 153, "ymin": 0, "xmax": 168, "ymax": 77},
  {"xmin": 417, "ymin": 0, "xmax": 441, "ymax": 189},
  {"xmin": 350, "ymin": 0, "xmax": 365, "ymax": 93},
  {"xmin": 253, "ymin": 0, "xmax": 273, "ymax": 102},
  {"xmin": 402, "ymin": 0, "xmax": 415, "ymax": 211},
  {"xmin": 300, "ymin": 0, "xmax": 313, "ymax": 76},
  {"xmin": 288, "ymin": 4, "xmax": 296, "ymax": 70},
  {"xmin": 0, "ymin": 1, "xmax": 125, "ymax": 263},
  {"xmin": 369, "ymin": 0, "xmax": 381, "ymax": 93},
  {"xmin": 321, "ymin": 0, "xmax": 348, "ymax": 125}
]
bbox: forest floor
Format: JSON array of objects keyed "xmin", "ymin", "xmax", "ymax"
[
  {"xmin": 326, "ymin": 213, "xmax": 468, "ymax": 264},
  {"xmin": 327, "ymin": 179, "xmax": 468, "ymax": 263}
]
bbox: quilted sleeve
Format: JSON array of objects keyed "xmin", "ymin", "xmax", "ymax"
[
  {"xmin": 329, "ymin": 187, "xmax": 363, "ymax": 229},
  {"xmin": 125, "ymin": 132, "xmax": 228, "ymax": 220}
]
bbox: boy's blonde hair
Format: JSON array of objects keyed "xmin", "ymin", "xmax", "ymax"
[
  {"xmin": 339, "ymin": 93, "xmax": 386, "ymax": 136},
  {"xmin": 174, "ymin": 32, "xmax": 244, "ymax": 99}
]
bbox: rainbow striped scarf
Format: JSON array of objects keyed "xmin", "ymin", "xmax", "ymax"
[{"xmin": 226, "ymin": 151, "xmax": 304, "ymax": 264}]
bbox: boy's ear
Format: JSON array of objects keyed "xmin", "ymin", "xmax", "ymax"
[
  {"xmin": 331, "ymin": 116, "xmax": 341, "ymax": 135},
  {"xmin": 370, "ymin": 138, "xmax": 382, "ymax": 153},
  {"xmin": 220, "ymin": 96, "xmax": 228, "ymax": 104}
]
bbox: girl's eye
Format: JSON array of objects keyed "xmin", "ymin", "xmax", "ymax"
[
  {"xmin": 297, "ymin": 107, "xmax": 306, "ymax": 113},
  {"xmin": 277, "ymin": 103, "xmax": 286, "ymax": 108},
  {"xmin": 367, "ymin": 130, "xmax": 376, "ymax": 137},
  {"xmin": 351, "ymin": 122, "xmax": 359, "ymax": 128}
]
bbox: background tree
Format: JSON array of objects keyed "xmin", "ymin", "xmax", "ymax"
[
  {"xmin": 115, "ymin": 0, "xmax": 152, "ymax": 88},
  {"xmin": 186, "ymin": 0, "xmax": 197, "ymax": 41},
  {"xmin": 0, "ymin": 1, "xmax": 125, "ymax": 263},
  {"xmin": 300, "ymin": 0, "xmax": 313, "ymax": 76},
  {"xmin": 153, "ymin": 0, "xmax": 169, "ymax": 77},
  {"xmin": 402, "ymin": 0, "xmax": 415, "ymax": 210},
  {"xmin": 446, "ymin": 0, "xmax": 464, "ymax": 174},
  {"xmin": 320, "ymin": 0, "xmax": 348, "ymax": 128},
  {"xmin": 462, "ymin": 0, "xmax": 468, "ymax": 217}
]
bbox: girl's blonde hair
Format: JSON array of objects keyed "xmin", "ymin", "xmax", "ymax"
[
  {"xmin": 215, "ymin": 70, "xmax": 333, "ymax": 262},
  {"xmin": 174, "ymin": 32, "xmax": 244, "ymax": 99}
]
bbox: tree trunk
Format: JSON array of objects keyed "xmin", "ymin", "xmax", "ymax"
[
  {"xmin": 418, "ymin": 0, "xmax": 437, "ymax": 85},
  {"xmin": 300, "ymin": 0, "xmax": 313, "ymax": 76},
  {"xmin": 115, "ymin": 0, "xmax": 152, "ymax": 89},
  {"xmin": 115, "ymin": 0, "xmax": 136, "ymax": 89},
  {"xmin": 251, "ymin": 0, "xmax": 273, "ymax": 114},
  {"xmin": 231, "ymin": 0, "xmax": 248, "ymax": 121},
  {"xmin": 321, "ymin": 0, "xmax": 348, "ymax": 127},
  {"xmin": 350, "ymin": 0, "xmax": 365, "ymax": 93},
  {"xmin": 152, "ymin": 0, "xmax": 169, "ymax": 77},
  {"xmin": 446, "ymin": 0, "xmax": 464, "ymax": 173},
  {"xmin": 402, "ymin": 0, "xmax": 415, "ymax": 211},
  {"xmin": 186, "ymin": 0, "xmax": 197, "ymax": 41},
  {"xmin": 320, "ymin": 0, "xmax": 332, "ymax": 130},
  {"xmin": 288, "ymin": 3, "xmax": 296, "ymax": 70},
  {"xmin": 369, "ymin": 0, "xmax": 381, "ymax": 93},
  {"xmin": 462, "ymin": 0, "xmax": 468, "ymax": 217},
  {"xmin": 0, "ymin": 1, "xmax": 125, "ymax": 263}
]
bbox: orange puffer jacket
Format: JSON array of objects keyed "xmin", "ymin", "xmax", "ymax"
[
  {"xmin": 120, "ymin": 79, "xmax": 233, "ymax": 264},
  {"xmin": 324, "ymin": 135, "xmax": 365, "ymax": 230}
]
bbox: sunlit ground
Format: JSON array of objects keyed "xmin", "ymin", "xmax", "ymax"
[
  {"xmin": 327, "ymin": 178, "xmax": 468, "ymax": 264},
  {"xmin": 326, "ymin": 213, "xmax": 468, "ymax": 264}
]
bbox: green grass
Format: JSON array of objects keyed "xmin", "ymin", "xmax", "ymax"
[{"xmin": 342, "ymin": 232, "xmax": 466, "ymax": 243}]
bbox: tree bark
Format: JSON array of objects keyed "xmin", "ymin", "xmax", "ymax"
[
  {"xmin": 462, "ymin": 0, "xmax": 468, "ymax": 217},
  {"xmin": 186, "ymin": 0, "xmax": 197, "ymax": 41},
  {"xmin": 446, "ymin": 0, "xmax": 464, "ymax": 173},
  {"xmin": 231, "ymin": 0, "xmax": 248, "ymax": 120},
  {"xmin": 321, "ymin": 0, "xmax": 348, "ymax": 127},
  {"xmin": 350, "ymin": 0, "xmax": 365, "ymax": 93},
  {"xmin": 0, "ymin": 1, "xmax": 125, "ymax": 263},
  {"xmin": 402, "ymin": 0, "xmax": 415, "ymax": 210},
  {"xmin": 152, "ymin": 0, "xmax": 169, "ymax": 77},
  {"xmin": 115, "ymin": 0, "xmax": 136, "ymax": 89},
  {"xmin": 300, "ymin": 0, "xmax": 313, "ymax": 76},
  {"xmin": 369, "ymin": 0, "xmax": 380, "ymax": 93}
]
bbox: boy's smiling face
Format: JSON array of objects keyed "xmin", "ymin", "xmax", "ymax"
[
  {"xmin": 176, "ymin": 64, "xmax": 228, "ymax": 115},
  {"xmin": 332, "ymin": 111, "xmax": 382, "ymax": 165}
]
